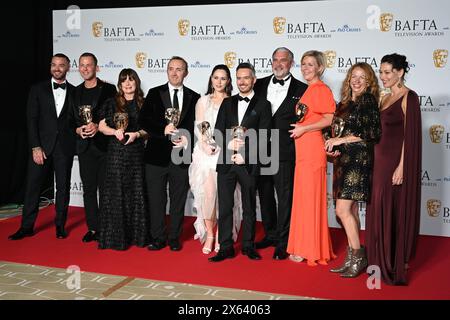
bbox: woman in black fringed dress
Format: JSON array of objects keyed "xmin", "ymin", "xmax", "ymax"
[{"xmin": 98, "ymin": 68, "xmax": 149, "ymax": 250}]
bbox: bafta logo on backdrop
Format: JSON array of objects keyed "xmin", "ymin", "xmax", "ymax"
[
  {"xmin": 273, "ymin": 17, "xmax": 286, "ymax": 34},
  {"xmin": 429, "ymin": 124, "xmax": 445, "ymax": 143},
  {"xmin": 433, "ymin": 49, "xmax": 448, "ymax": 68},
  {"xmin": 135, "ymin": 52, "xmax": 147, "ymax": 69},
  {"xmin": 323, "ymin": 50, "xmax": 337, "ymax": 68},
  {"xmin": 379, "ymin": 13, "xmax": 393, "ymax": 32},
  {"xmin": 427, "ymin": 199, "xmax": 441, "ymax": 217},
  {"xmin": 178, "ymin": 19, "xmax": 190, "ymax": 36},
  {"xmin": 92, "ymin": 21, "xmax": 103, "ymax": 37},
  {"xmin": 224, "ymin": 51, "xmax": 237, "ymax": 69}
]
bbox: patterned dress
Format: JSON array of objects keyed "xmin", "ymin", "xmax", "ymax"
[
  {"xmin": 330, "ymin": 93, "xmax": 381, "ymax": 201},
  {"xmin": 98, "ymin": 98, "xmax": 149, "ymax": 250}
]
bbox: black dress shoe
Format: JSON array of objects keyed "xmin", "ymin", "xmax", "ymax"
[
  {"xmin": 169, "ymin": 239, "xmax": 182, "ymax": 251},
  {"xmin": 56, "ymin": 226, "xmax": 67, "ymax": 239},
  {"xmin": 208, "ymin": 248, "xmax": 235, "ymax": 262},
  {"xmin": 242, "ymin": 248, "xmax": 262, "ymax": 260},
  {"xmin": 8, "ymin": 228, "xmax": 34, "ymax": 240},
  {"xmin": 273, "ymin": 247, "xmax": 289, "ymax": 260},
  {"xmin": 255, "ymin": 238, "xmax": 276, "ymax": 249},
  {"xmin": 148, "ymin": 240, "xmax": 166, "ymax": 251},
  {"xmin": 82, "ymin": 231, "xmax": 98, "ymax": 243}
]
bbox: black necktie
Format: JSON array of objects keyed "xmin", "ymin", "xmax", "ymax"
[
  {"xmin": 272, "ymin": 75, "xmax": 291, "ymax": 86},
  {"xmin": 173, "ymin": 88, "xmax": 179, "ymax": 109},
  {"xmin": 238, "ymin": 96, "xmax": 250, "ymax": 103},
  {"xmin": 53, "ymin": 82, "xmax": 67, "ymax": 90}
]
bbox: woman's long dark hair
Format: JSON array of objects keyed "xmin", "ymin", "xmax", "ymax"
[
  {"xmin": 115, "ymin": 68, "xmax": 144, "ymax": 112},
  {"xmin": 206, "ymin": 64, "xmax": 233, "ymax": 96}
]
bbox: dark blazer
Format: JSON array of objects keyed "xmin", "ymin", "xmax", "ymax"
[
  {"xmin": 215, "ymin": 94, "xmax": 272, "ymax": 176},
  {"xmin": 68, "ymin": 78, "xmax": 117, "ymax": 154},
  {"xmin": 253, "ymin": 75, "xmax": 307, "ymax": 161},
  {"xmin": 139, "ymin": 83, "xmax": 200, "ymax": 167},
  {"xmin": 26, "ymin": 80, "xmax": 75, "ymax": 156}
]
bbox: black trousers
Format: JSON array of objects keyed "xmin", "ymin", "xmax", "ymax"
[
  {"xmin": 256, "ymin": 160, "xmax": 295, "ymax": 249},
  {"xmin": 21, "ymin": 141, "xmax": 73, "ymax": 230},
  {"xmin": 145, "ymin": 162, "xmax": 189, "ymax": 242},
  {"xmin": 218, "ymin": 165, "xmax": 256, "ymax": 251},
  {"xmin": 78, "ymin": 143, "xmax": 105, "ymax": 232}
]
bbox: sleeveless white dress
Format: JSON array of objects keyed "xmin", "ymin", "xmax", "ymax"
[{"xmin": 189, "ymin": 95, "xmax": 242, "ymax": 243}]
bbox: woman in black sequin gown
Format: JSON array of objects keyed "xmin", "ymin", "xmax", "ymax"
[
  {"xmin": 98, "ymin": 69, "xmax": 149, "ymax": 250},
  {"xmin": 324, "ymin": 62, "xmax": 381, "ymax": 277}
]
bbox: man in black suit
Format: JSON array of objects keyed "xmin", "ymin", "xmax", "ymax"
[
  {"xmin": 139, "ymin": 56, "xmax": 200, "ymax": 251},
  {"xmin": 253, "ymin": 47, "xmax": 308, "ymax": 260},
  {"xmin": 68, "ymin": 52, "xmax": 117, "ymax": 243},
  {"xmin": 9, "ymin": 53, "xmax": 76, "ymax": 240},
  {"xmin": 209, "ymin": 63, "xmax": 272, "ymax": 262}
]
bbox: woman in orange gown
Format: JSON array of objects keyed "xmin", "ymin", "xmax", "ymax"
[{"xmin": 288, "ymin": 50, "xmax": 336, "ymax": 266}]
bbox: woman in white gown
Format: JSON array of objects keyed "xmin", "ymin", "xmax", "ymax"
[{"xmin": 189, "ymin": 64, "xmax": 242, "ymax": 254}]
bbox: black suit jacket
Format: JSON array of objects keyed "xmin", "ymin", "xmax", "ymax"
[
  {"xmin": 215, "ymin": 94, "xmax": 272, "ymax": 176},
  {"xmin": 253, "ymin": 75, "xmax": 307, "ymax": 161},
  {"xmin": 139, "ymin": 83, "xmax": 200, "ymax": 167},
  {"xmin": 68, "ymin": 78, "xmax": 117, "ymax": 154},
  {"xmin": 26, "ymin": 80, "xmax": 75, "ymax": 156}
]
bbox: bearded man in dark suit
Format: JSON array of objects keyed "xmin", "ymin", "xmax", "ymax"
[
  {"xmin": 9, "ymin": 53, "xmax": 76, "ymax": 240},
  {"xmin": 253, "ymin": 47, "xmax": 308, "ymax": 260}
]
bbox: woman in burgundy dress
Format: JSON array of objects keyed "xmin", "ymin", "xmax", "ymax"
[{"xmin": 365, "ymin": 53, "xmax": 422, "ymax": 285}]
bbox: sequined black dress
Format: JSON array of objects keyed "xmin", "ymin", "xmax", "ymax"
[
  {"xmin": 329, "ymin": 93, "xmax": 381, "ymax": 201},
  {"xmin": 98, "ymin": 98, "xmax": 149, "ymax": 250}
]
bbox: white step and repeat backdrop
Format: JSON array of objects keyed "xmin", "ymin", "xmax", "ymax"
[{"xmin": 53, "ymin": 0, "xmax": 450, "ymax": 236}]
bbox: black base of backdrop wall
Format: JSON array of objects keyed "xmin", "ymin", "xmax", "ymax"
[{"xmin": 0, "ymin": 0, "xmax": 313, "ymax": 206}]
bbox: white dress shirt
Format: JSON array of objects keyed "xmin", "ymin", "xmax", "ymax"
[
  {"xmin": 51, "ymin": 78, "xmax": 67, "ymax": 117},
  {"xmin": 237, "ymin": 91, "xmax": 255, "ymax": 125},
  {"xmin": 168, "ymin": 82, "xmax": 184, "ymax": 112},
  {"xmin": 267, "ymin": 74, "xmax": 291, "ymax": 115}
]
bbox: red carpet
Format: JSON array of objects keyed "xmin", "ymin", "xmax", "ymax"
[{"xmin": 1, "ymin": 205, "xmax": 449, "ymax": 300}]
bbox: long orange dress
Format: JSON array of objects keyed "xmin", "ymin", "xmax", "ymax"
[{"xmin": 287, "ymin": 80, "xmax": 336, "ymax": 266}]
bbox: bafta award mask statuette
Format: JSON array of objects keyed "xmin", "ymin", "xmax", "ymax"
[
  {"xmin": 79, "ymin": 105, "xmax": 93, "ymax": 125},
  {"xmin": 231, "ymin": 125, "xmax": 247, "ymax": 155},
  {"xmin": 198, "ymin": 121, "xmax": 217, "ymax": 152},
  {"xmin": 330, "ymin": 116, "xmax": 345, "ymax": 152},
  {"xmin": 113, "ymin": 112, "xmax": 129, "ymax": 144},
  {"xmin": 165, "ymin": 107, "xmax": 182, "ymax": 142}
]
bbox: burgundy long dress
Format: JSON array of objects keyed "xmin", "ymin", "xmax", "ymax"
[{"xmin": 365, "ymin": 90, "xmax": 422, "ymax": 285}]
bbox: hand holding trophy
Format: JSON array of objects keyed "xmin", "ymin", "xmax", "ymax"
[
  {"xmin": 79, "ymin": 105, "xmax": 93, "ymax": 125},
  {"xmin": 79, "ymin": 105, "xmax": 94, "ymax": 138},
  {"xmin": 295, "ymin": 101, "xmax": 308, "ymax": 123},
  {"xmin": 329, "ymin": 116, "xmax": 345, "ymax": 152},
  {"xmin": 113, "ymin": 112, "xmax": 129, "ymax": 144},
  {"xmin": 289, "ymin": 100, "xmax": 308, "ymax": 138},
  {"xmin": 197, "ymin": 121, "xmax": 217, "ymax": 153},
  {"xmin": 230, "ymin": 126, "xmax": 246, "ymax": 164},
  {"xmin": 165, "ymin": 107, "xmax": 181, "ymax": 143},
  {"xmin": 230, "ymin": 125, "xmax": 246, "ymax": 153}
]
